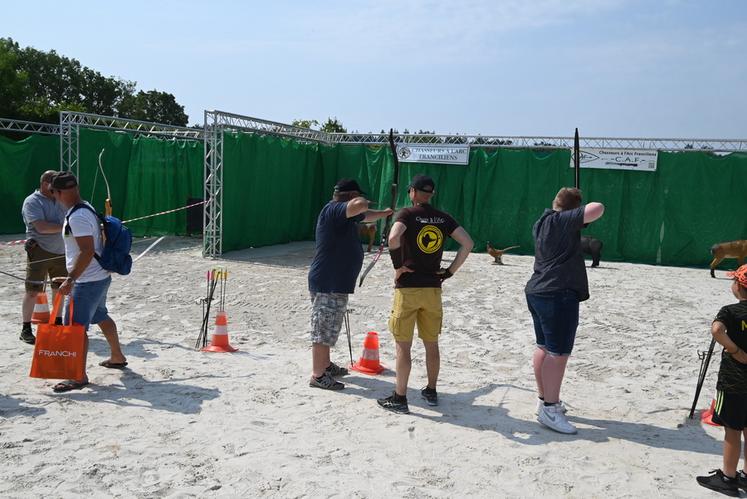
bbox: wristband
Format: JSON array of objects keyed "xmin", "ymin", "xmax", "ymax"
[
  {"xmin": 390, "ymin": 247, "xmax": 404, "ymax": 269},
  {"xmin": 439, "ymin": 268, "xmax": 453, "ymax": 280}
]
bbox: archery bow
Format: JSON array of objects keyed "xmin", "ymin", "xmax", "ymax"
[
  {"xmin": 574, "ymin": 128, "xmax": 580, "ymax": 189},
  {"xmin": 97, "ymin": 148, "xmax": 113, "ymax": 217},
  {"xmin": 358, "ymin": 128, "xmax": 400, "ymax": 287}
]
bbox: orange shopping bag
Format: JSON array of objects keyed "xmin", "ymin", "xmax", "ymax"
[{"xmin": 29, "ymin": 294, "xmax": 86, "ymax": 380}]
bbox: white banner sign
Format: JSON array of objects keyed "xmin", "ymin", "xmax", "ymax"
[
  {"xmin": 396, "ymin": 144, "xmax": 470, "ymax": 165},
  {"xmin": 571, "ymin": 148, "xmax": 658, "ymax": 172}
]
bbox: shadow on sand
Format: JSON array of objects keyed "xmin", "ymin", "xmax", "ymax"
[
  {"xmin": 342, "ymin": 376, "xmax": 721, "ymax": 456},
  {"xmin": 54, "ymin": 369, "xmax": 227, "ymax": 415},
  {"xmin": 0, "ymin": 394, "xmax": 47, "ymax": 418}
]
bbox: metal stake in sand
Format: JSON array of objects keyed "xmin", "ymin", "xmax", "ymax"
[
  {"xmin": 689, "ymin": 337, "xmax": 716, "ymax": 419},
  {"xmin": 344, "ymin": 309, "xmax": 354, "ymax": 368}
]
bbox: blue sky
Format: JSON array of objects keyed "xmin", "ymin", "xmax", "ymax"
[{"xmin": 2, "ymin": 0, "xmax": 746, "ymax": 138}]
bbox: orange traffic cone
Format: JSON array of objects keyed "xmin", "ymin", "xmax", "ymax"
[
  {"xmin": 202, "ymin": 311, "xmax": 237, "ymax": 353},
  {"xmin": 351, "ymin": 331, "xmax": 386, "ymax": 375},
  {"xmin": 31, "ymin": 292, "xmax": 50, "ymax": 324},
  {"xmin": 701, "ymin": 398, "xmax": 722, "ymax": 427}
]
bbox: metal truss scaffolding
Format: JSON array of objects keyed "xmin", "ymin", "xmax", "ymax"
[
  {"xmin": 0, "ymin": 117, "xmax": 60, "ymax": 136},
  {"xmin": 59, "ymin": 111, "xmax": 203, "ymax": 178},
  {"xmin": 202, "ymin": 110, "xmax": 747, "ymax": 257},
  {"xmin": 202, "ymin": 110, "xmax": 332, "ymax": 257},
  {"xmin": 330, "ymin": 133, "xmax": 747, "ymax": 152}
]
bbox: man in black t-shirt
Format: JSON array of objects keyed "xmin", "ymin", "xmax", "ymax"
[
  {"xmin": 307, "ymin": 179, "xmax": 392, "ymax": 391},
  {"xmin": 377, "ymin": 175, "xmax": 473, "ymax": 414},
  {"xmin": 696, "ymin": 264, "xmax": 747, "ymax": 495}
]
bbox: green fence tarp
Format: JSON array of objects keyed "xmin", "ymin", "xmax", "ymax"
[
  {"xmin": 5, "ymin": 130, "xmax": 747, "ymax": 269},
  {"xmin": 122, "ymin": 135, "xmax": 203, "ymax": 235},
  {"xmin": 221, "ymin": 132, "xmax": 747, "ymax": 268},
  {"xmin": 0, "ymin": 133, "xmax": 60, "ymax": 234},
  {"xmin": 222, "ymin": 132, "xmax": 327, "ymax": 251},
  {"xmin": 78, "ymin": 128, "xmax": 203, "ymax": 237}
]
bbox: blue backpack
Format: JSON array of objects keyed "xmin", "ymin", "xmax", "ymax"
[{"xmin": 66, "ymin": 203, "xmax": 133, "ymax": 275}]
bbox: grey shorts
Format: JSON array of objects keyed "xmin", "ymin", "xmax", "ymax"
[{"xmin": 309, "ymin": 292, "xmax": 348, "ymax": 346}]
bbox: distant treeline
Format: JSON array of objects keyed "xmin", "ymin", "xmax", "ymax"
[{"xmin": 0, "ymin": 37, "xmax": 188, "ymax": 126}]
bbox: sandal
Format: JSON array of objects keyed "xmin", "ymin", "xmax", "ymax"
[
  {"xmin": 99, "ymin": 360, "xmax": 128, "ymax": 369},
  {"xmin": 53, "ymin": 380, "xmax": 89, "ymax": 393}
]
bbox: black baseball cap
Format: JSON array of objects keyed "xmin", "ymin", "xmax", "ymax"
[
  {"xmin": 409, "ymin": 174, "xmax": 435, "ymax": 193},
  {"xmin": 334, "ymin": 178, "xmax": 365, "ymax": 194},
  {"xmin": 51, "ymin": 171, "xmax": 79, "ymax": 190}
]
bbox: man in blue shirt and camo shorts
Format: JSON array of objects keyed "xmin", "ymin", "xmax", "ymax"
[{"xmin": 307, "ymin": 178, "xmax": 392, "ymax": 390}]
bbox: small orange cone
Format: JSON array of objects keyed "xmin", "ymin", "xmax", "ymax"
[
  {"xmin": 31, "ymin": 292, "xmax": 50, "ymax": 324},
  {"xmin": 202, "ymin": 311, "xmax": 237, "ymax": 353},
  {"xmin": 701, "ymin": 398, "xmax": 722, "ymax": 426},
  {"xmin": 351, "ymin": 331, "xmax": 386, "ymax": 375}
]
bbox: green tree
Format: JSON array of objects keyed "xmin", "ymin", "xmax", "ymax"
[
  {"xmin": 0, "ymin": 37, "xmax": 188, "ymax": 126},
  {"xmin": 118, "ymin": 90, "xmax": 188, "ymax": 126},
  {"xmin": 291, "ymin": 118, "xmax": 319, "ymax": 129},
  {"xmin": 0, "ymin": 38, "xmax": 27, "ymax": 119},
  {"xmin": 320, "ymin": 117, "xmax": 346, "ymax": 133}
]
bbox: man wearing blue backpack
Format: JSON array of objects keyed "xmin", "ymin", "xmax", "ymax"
[{"xmin": 50, "ymin": 171, "xmax": 128, "ymax": 393}]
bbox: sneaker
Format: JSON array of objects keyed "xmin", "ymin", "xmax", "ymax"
[
  {"xmin": 736, "ymin": 470, "xmax": 747, "ymax": 491},
  {"xmin": 536, "ymin": 399, "xmax": 567, "ymax": 416},
  {"xmin": 696, "ymin": 469, "xmax": 740, "ymax": 497},
  {"xmin": 19, "ymin": 328, "xmax": 35, "ymax": 345},
  {"xmin": 377, "ymin": 393, "xmax": 410, "ymax": 414},
  {"xmin": 421, "ymin": 386, "xmax": 438, "ymax": 406},
  {"xmin": 538, "ymin": 403, "xmax": 577, "ymax": 434},
  {"xmin": 325, "ymin": 362, "xmax": 349, "ymax": 377},
  {"xmin": 309, "ymin": 372, "xmax": 344, "ymax": 391}
]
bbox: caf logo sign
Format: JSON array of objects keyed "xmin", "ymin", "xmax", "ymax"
[
  {"xmin": 398, "ymin": 146, "xmax": 411, "ymax": 160},
  {"xmin": 417, "ymin": 225, "xmax": 443, "ymax": 254}
]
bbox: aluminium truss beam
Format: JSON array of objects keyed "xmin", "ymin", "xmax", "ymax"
[
  {"xmin": 209, "ymin": 110, "xmax": 330, "ymax": 144},
  {"xmin": 329, "ymin": 133, "xmax": 747, "ymax": 152},
  {"xmin": 60, "ymin": 111, "xmax": 203, "ymax": 140},
  {"xmin": 0, "ymin": 117, "xmax": 60, "ymax": 135},
  {"xmin": 60, "ymin": 110, "xmax": 205, "ymax": 179}
]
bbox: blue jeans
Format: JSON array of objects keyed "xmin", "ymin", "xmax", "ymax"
[
  {"xmin": 64, "ymin": 276, "xmax": 112, "ymax": 330},
  {"xmin": 526, "ymin": 290, "xmax": 580, "ymax": 356}
]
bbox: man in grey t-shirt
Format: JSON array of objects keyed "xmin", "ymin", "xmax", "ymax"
[{"xmin": 19, "ymin": 170, "xmax": 67, "ymax": 344}]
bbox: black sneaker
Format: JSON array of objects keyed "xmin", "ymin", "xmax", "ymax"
[
  {"xmin": 737, "ymin": 470, "xmax": 747, "ymax": 491},
  {"xmin": 421, "ymin": 386, "xmax": 438, "ymax": 406},
  {"xmin": 325, "ymin": 362, "xmax": 349, "ymax": 377},
  {"xmin": 377, "ymin": 393, "xmax": 410, "ymax": 414},
  {"xmin": 696, "ymin": 469, "xmax": 740, "ymax": 497},
  {"xmin": 309, "ymin": 372, "xmax": 344, "ymax": 391},
  {"xmin": 19, "ymin": 327, "xmax": 35, "ymax": 345}
]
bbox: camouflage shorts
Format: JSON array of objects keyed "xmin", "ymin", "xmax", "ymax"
[{"xmin": 309, "ymin": 292, "xmax": 349, "ymax": 346}]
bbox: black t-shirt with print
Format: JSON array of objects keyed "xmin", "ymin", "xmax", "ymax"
[
  {"xmin": 395, "ymin": 204, "xmax": 459, "ymax": 289},
  {"xmin": 714, "ymin": 300, "xmax": 747, "ymax": 394},
  {"xmin": 525, "ymin": 206, "xmax": 589, "ymax": 301}
]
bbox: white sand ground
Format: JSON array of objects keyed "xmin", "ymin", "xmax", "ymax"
[{"xmin": 0, "ymin": 235, "xmax": 737, "ymax": 498}]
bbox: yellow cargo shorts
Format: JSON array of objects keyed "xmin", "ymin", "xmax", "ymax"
[{"xmin": 388, "ymin": 288, "xmax": 443, "ymax": 342}]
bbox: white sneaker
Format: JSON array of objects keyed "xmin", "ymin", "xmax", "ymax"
[
  {"xmin": 536, "ymin": 399, "xmax": 567, "ymax": 416},
  {"xmin": 538, "ymin": 403, "xmax": 577, "ymax": 434}
]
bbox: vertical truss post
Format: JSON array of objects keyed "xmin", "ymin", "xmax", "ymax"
[
  {"xmin": 59, "ymin": 111, "xmax": 79, "ymax": 174},
  {"xmin": 203, "ymin": 111, "xmax": 223, "ymax": 257}
]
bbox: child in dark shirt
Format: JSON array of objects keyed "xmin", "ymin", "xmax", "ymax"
[{"xmin": 697, "ymin": 264, "xmax": 747, "ymax": 496}]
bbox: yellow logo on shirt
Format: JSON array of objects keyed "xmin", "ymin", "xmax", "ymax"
[
  {"xmin": 417, "ymin": 225, "xmax": 443, "ymax": 254},
  {"xmin": 742, "ymin": 319, "xmax": 746, "ymax": 331}
]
